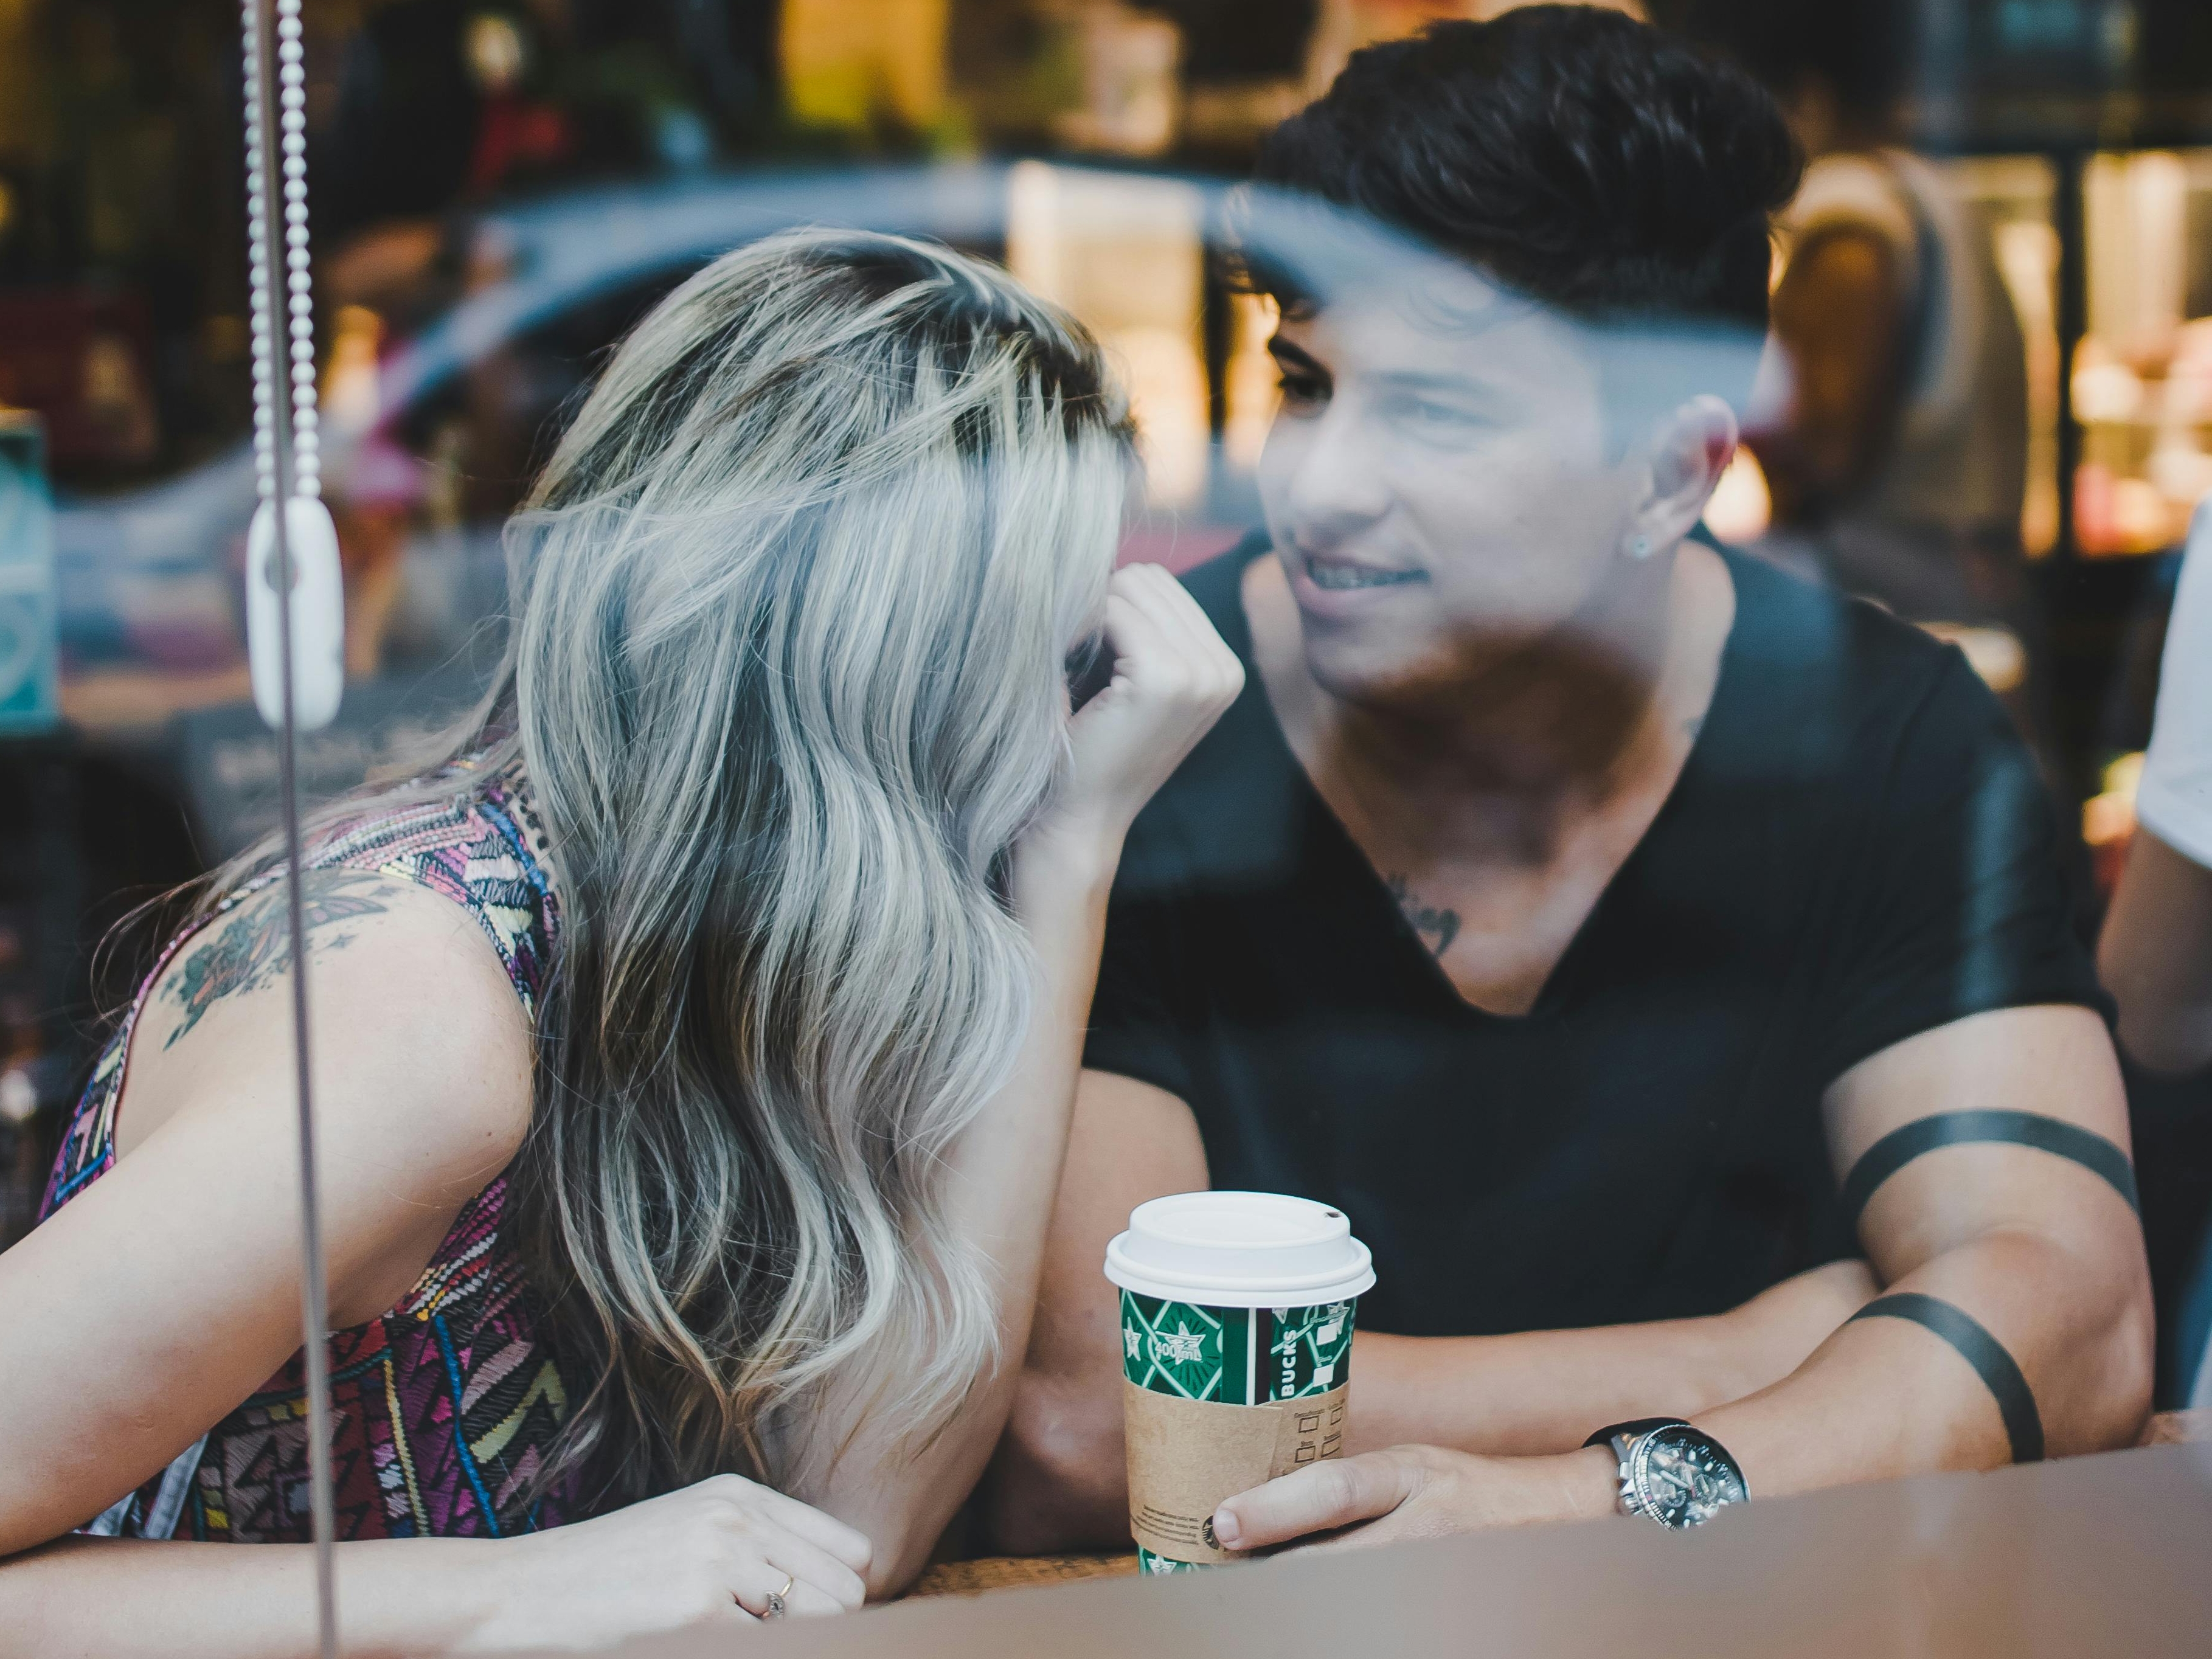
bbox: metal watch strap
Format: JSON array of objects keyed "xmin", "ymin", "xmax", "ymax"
[{"xmin": 1585, "ymin": 1418, "xmax": 1688, "ymax": 1522}]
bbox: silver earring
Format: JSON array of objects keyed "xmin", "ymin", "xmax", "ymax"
[{"xmin": 1627, "ymin": 535, "xmax": 1653, "ymax": 560}]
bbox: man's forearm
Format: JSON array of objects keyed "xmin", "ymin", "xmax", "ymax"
[
  {"xmin": 988, "ymin": 1257, "xmax": 1877, "ymax": 1553},
  {"xmin": 1350, "ymin": 1258, "xmax": 1878, "ymax": 1456},
  {"xmin": 1694, "ymin": 1230, "xmax": 2152, "ymax": 1498},
  {"xmin": 1205, "ymin": 1230, "xmax": 2152, "ymax": 1559}
]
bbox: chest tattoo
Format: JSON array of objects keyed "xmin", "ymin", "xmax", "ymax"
[{"xmin": 1385, "ymin": 875, "xmax": 1461, "ymax": 958}]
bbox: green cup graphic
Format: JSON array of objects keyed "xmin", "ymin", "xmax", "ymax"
[{"xmin": 1104, "ymin": 1193, "xmax": 1375, "ymax": 1571}]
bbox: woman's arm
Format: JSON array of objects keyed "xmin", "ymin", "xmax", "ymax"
[
  {"xmin": 0, "ymin": 876, "xmax": 533, "ymax": 1557},
  {"xmin": 794, "ymin": 564, "xmax": 1246, "ymax": 1593},
  {"xmin": 0, "ymin": 882, "xmax": 867, "ymax": 1654},
  {"xmin": 1, "ymin": 1536, "xmax": 507, "ymax": 1659},
  {"xmin": 0, "ymin": 1478, "xmax": 870, "ymax": 1659}
]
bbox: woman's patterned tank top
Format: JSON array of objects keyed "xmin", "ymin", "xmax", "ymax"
[{"xmin": 37, "ymin": 760, "xmax": 586, "ymax": 1540}]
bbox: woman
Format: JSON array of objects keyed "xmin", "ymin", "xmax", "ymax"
[{"xmin": 0, "ymin": 228, "xmax": 1242, "ymax": 1652}]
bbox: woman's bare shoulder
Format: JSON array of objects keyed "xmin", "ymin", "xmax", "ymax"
[{"xmin": 117, "ymin": 868, "xmax": 536, "ymax": 1179}]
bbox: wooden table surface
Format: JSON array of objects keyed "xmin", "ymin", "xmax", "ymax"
[
  {"xmin": 907, "ymin": 1408, "xmax": 2212, "ymax": 1600},
  {"xmin": 607, "ymin": 1436, "xmax": 2212, "ymax": 1657},
  {"xmin": 909, "ymin": 1551, "xmax": 1138, "ymax": 1598}
]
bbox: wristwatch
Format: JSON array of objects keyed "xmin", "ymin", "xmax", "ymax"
[{"xmin": 1583, "ymin": 1418, "xmax": 1748, "ymax": 1529}]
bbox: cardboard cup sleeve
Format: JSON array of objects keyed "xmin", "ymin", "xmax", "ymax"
[{"xmin": 1123, "ymin": 1379, "xmax": 1350, "ymax": 1565}]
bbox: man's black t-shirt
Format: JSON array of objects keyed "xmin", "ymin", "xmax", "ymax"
[{"xmin": 1082, "ymin": 536, "xmax": 2106, "ymax": 1338}]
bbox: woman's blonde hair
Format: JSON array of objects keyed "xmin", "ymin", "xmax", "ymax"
[{"xmin": 219, "ymin": 227, "xmax": 1134, "ymax": 1503}]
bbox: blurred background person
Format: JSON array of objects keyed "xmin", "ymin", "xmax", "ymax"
[
  {"xmin": 2101, "ymin": 501, "xmax": 2212, "ymax": 1405},
  {"xmin": 1668, "ymin": 0, "xmax": 2034, "ymax": 635}
]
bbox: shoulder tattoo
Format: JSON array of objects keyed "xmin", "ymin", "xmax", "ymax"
[
  {"xmin": 159, "ymin": 870, "xmax": 403, "ymax": 1049},
  {"xmin": 1384, "ymin": 875, "xmax": 1460, "ymax": 959}
]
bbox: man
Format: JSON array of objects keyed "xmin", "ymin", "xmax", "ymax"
[{"xmin": 986, "ymin": 7, "xmax": 2150, "ymax": 1554}]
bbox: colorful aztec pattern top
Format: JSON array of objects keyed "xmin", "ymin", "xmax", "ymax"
[{"xmin": 37, "ymin": 760, "xmax": 587, "ymax": 1541}]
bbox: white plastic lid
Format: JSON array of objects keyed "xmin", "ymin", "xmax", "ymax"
[{"xmin": 1103, "ymin": 1191, "xmax": 1376, "ymax": 1308}]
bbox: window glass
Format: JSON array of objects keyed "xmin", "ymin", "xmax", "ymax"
[{"xmin": 2, "ymin": 4, "xmax": 2208, "ymax": 1650}]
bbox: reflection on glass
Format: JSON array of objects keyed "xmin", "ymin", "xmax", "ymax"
[
  {"xmin": 1008, "ymin": 162, "xmax": 1208, "ymax": 506},
  {"xmin": 2, "ymin": 4, "xmax": 2208, "ymax": 1653}
]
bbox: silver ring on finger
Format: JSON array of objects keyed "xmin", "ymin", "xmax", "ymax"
[{"xmin": 763, "ymin": 1571, "xmax": 794, "ymax": 1621}]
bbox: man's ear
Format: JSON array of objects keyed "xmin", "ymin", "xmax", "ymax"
[{"xmin": 1631, "ymin": 394, "xmax": 1739, "ymax": 552}]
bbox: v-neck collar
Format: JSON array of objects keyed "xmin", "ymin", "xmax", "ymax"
[{"xmin": 1223, "ymin": 534, "xmax": 1750, "ymax": 1025}]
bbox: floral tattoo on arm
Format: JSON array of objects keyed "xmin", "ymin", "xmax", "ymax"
[{"xmin": 159, "ymin": 870, "xmax": 401, "ymax": 1050}]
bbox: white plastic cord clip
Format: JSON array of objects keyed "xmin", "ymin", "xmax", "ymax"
[{"xmin": 243, "ymin": 0, "xmax": 342, "ymax": 731}]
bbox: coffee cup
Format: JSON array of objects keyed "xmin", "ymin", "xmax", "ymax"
[{"xmin": 1104, "ymin": 1191, "xmax": 1375, "ymax": 1573}]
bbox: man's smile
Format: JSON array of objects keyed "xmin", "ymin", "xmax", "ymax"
[{"xmin": 1298, "ymin": 551, "xmax": 1428, "ymax": 592}]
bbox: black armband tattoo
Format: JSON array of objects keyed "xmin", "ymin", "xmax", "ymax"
[
  {"xmin": 1840, "ymin": 1110, "xmax": 2138, "ymax": 1230},
  {"xmin": 1848, "ymin": 1292, "xmax": 2044, "ymax": 1464}
]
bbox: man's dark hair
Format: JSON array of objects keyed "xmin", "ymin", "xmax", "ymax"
[{"xmin": 1250, "ymin": 6, "xmax": 1803, "ymax": 333}]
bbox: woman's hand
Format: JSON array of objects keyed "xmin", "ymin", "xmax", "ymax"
[
  {"xmin": 482, "ymin": 1475, "xmax": 873, "ymax": 1649},
  {"xmin": 1208, "ymin": 1444, "xmax": 1618, "ymax": 1557},
  {"xmin": 1031, "ymin": 563, "xmax": 1245, "ymax": 859}
]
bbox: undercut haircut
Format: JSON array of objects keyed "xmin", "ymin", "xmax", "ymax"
[{"xmin": 1250, "ymin": 6, "xmax": 1804, "ymax": 335}]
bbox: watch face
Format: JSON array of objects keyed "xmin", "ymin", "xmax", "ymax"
[{"xmin": 1629, "ymin": 1427, "xmax": 1747, "ymax": 1528}]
